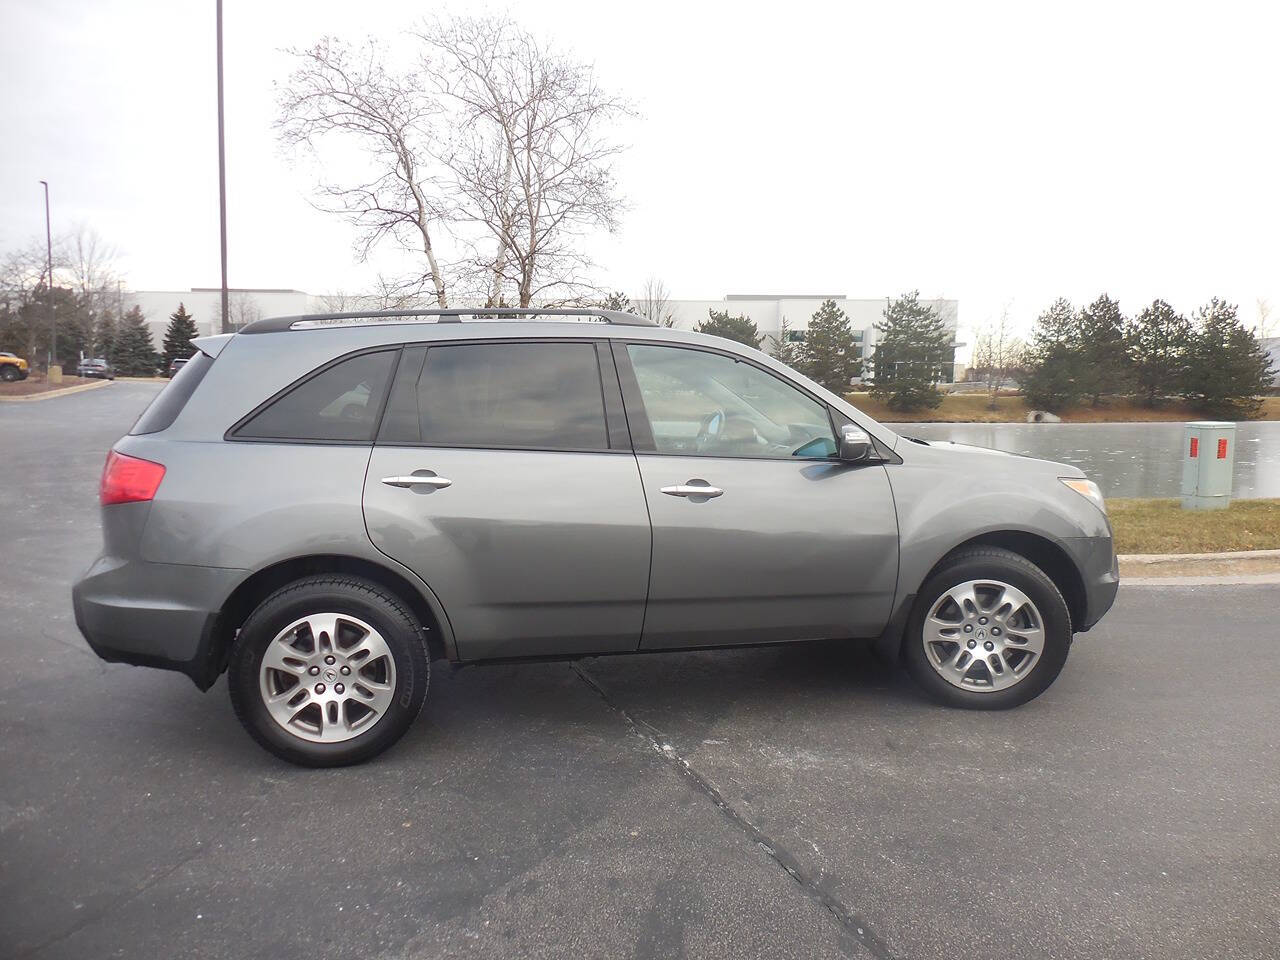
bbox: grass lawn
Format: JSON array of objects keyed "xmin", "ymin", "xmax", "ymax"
[
  {"xmin": 846, "ymin": 392, "xmax": 1280, "ymax": 424},
  {"xmin": 1107, "ymin": 498, "xmax": 1280, "ymax": 554}
]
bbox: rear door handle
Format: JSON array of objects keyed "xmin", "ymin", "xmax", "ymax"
[
  {"xmin": 381, "ymin": 475, "xmax": 452, "ymax": 489},
  {"xmin": 660, "ymin": 481, "xmax": 723, "ymax": 499}
]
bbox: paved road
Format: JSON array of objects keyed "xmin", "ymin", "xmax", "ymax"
[{"xmin": 2, "ymin": 382, "xmax": 1277, "ymax": 960}]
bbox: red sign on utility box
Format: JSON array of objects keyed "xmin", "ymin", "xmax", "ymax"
[
  {"xmin": 1189, "ymin": 437, "xmax": 1199, "ymax": 458},
  {"xmin": 1217, "ymin": 438, "xmax": 1228, "ymax": 459}
]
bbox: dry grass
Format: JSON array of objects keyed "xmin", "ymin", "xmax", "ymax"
[
  {"xmin": 0, "ymin": 374, "xmax": 102, "ymax": 397},
  {"xmin": 846, "ymin": 392, "xmax": 1280, "ymax": 424},
  {"xmin": 1107, "ymin": 498, "xmax": 1280, "ymax": 554}
]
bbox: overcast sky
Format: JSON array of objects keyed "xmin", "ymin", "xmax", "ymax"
[{"xmin": 3, "ymin": 0, "xmax": 1277, "ymax": 340}]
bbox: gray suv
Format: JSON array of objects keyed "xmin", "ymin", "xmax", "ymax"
[{"xmin": 73, "ymin": 309, "xmax": 1118, "ymax": 766}]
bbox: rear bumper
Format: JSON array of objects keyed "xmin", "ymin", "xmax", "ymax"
[
  {"xmin": 72, "ymin": 556, "xmax": 244, "ymax": 689},
  {"xmin": 1063, "ymin": 534, "xmax": 1119, "ymax": 632}
]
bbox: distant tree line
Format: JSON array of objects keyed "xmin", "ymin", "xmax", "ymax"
[
  {"xmin": 0, "ymin": 227, "xmax": 201, "ymax": 377},
  {"xmin": 1022, "ymin": 295, "xmax": 1274, "ymax": 419},
  {"xmin": 691, "ymin": 292, "xmax": 954, "ymax": 413}
]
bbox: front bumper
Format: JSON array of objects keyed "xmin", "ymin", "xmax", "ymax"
[
  {"xmin": 1063, "ymin": 535, "xmax": 1119, "ymax": 632},
  {"xmin": 72, "ymin": 555, "xmax": 244, "ymax": 689}
]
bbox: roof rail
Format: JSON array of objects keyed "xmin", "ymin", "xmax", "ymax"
[{"xmin": 238, "ymin": 307, "xmax": 655, "ymax": 334}]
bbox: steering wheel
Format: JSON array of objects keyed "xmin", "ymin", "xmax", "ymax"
[{"xmin": 695, "ymin": 409, "xmax": 726, "ymax": 452}]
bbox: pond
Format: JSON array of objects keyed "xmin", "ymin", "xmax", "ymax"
[{"xmin": 894, "ymin": 421, "xmax": 1280, "ymax": 499}]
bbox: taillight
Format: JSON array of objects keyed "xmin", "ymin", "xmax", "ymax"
[{"xmin": 100, "ymin": 450, "xmax": 166, "ymax": 505}]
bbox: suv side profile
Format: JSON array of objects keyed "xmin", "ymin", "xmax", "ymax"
[{"xmin": 73, "ymin": 309, "xmax": 1118, "ymax": 766}]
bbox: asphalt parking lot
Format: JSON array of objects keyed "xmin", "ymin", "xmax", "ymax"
[{"xmin": 2, "ymin": 382, "xmax": 1277, "ymax": 960}]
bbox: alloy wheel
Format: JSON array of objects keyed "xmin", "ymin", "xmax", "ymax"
[
  {"xmin": 258, "ymin": 613, "xmax": 397, "ymax": 743},
  {"xmin": 921, "ymin": 579, "xmax": 1046, "ymax": 692}
]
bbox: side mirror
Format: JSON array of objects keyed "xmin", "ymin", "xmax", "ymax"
[{"xmin": 839, "ymin": 425, "xmax": 872, "ymax": 462}]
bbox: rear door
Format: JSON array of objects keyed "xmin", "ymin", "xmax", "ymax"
[
  {"xmin": 363, "ymin": 339, "xmax": 651, "ymax": 660},
  {"xmin": 616, "ymin": 341, "xmax": 899, "ymax": 649}
]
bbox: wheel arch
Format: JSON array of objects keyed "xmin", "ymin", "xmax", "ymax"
[
  {"xmin": 199, "ymin": 554, "xmax": 456, "ymax": 689},
  {"xmin": 879, "ymin": 529, "xmax": 1086, "ymax": 663}
]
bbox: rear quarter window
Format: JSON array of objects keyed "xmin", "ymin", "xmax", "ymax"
[
  {"xmin": 130, "ymin": 351, "xmax": 214, "ymax": 435},
  {"xmin": 231, "ymin": 349, "xmax": 398, "ymax": 443}
]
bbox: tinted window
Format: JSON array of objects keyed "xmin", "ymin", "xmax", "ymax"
[
  {"xmin": 626, "ymin": 344, "xmax": 836, "ymax": 458},
  {"xmin": 381, "ymin": 342, "xmax": 608, "ymax": 450},
  {"xmin": 131, "ymin": 351, "xmax": 213, "ymax": 435},
  {"xmin": 235, "ymin": 350, "xmax": 397, "ymax": 442}
]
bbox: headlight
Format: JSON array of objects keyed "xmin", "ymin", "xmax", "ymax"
[{"xmin": 1060, "ymin": 477, "xmax": 1106, "ymax": 514}]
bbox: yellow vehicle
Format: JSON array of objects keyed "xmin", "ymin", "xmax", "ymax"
[{"xmin": 0, "ymin": 352, "xmax": 30, "ymax": 382}]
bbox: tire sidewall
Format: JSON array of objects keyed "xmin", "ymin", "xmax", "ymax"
[
  {"xmin": 904, "ymin": 553, "xmax": 1072, "ymax": 710},
  {"xmin": 229, "ymin": 579, "xmax": 428, "ymax": 766}
]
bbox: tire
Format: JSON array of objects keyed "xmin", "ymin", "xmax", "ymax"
[
  {"xmin": 903, "ymin": 546, "xmax": 1072, "ymax": 710},
  {"xmin": 228, "ymin": 575, "xmax": 429, "ymax": 766},
  {"xmin": 0, "ymin": 366, "xmax": 18, "ymax": 382}
]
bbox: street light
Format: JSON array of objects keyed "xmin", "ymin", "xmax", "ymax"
[
  {"xmin": 216, "ymin": 0, "xmax": 229, "ymax": 335},
  {"xmin": 39, "ymin": 180, "xmax": 55, "ymax": 368}
]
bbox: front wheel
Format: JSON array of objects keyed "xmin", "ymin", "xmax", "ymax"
[
  {"xmin": 0, "ymin": 366, "xmax": 18, "ymax": 382},
  {"xmin": 903, "ymin": 547, "xmax": 1072, "ymax": 709},
  {"xmin": 228, "ymin": 576, "xmax": 429, "ymax": 766}
]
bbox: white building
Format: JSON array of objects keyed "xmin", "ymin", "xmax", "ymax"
[
  {"xmin": 130, "ymin": 288, "xmax": 959, "ymax": 377},
  {"xmin": 129, "ymin": 288, "xmax": 312, "ymax": 346}
]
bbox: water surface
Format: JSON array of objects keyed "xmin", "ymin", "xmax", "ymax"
[{"xmin": 895, "ymin": 421, "xmax": 1280, "ymax": 499}]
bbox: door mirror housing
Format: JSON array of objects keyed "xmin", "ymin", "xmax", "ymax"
[{"xmin": 839, "ymin": 425, "xmax": 872, "ymax": 462}]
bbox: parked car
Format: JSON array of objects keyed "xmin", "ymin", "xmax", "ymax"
[
  {"xmin": 168, "ymin": 357, "xmax": 189, "ymax": 378},
  {"xmin": 73, "ymin": 309, "xmax": 1118, "ymax": 766},
  {"xmin": 0, "ymin": 351, "xmax": 29, "ymax": 381},
  {"xmin": 77, "ymin": 358, "xmax": 115, "ymax": 380}
]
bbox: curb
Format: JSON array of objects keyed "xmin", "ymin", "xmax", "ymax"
[
  {"xmin": 1119, "ymin": 548, "xmax": 1280, "ymax": 564},
  {"xmin": 1124, "ymin": 573, "xmax": 1280, "ymax": 586},
  {"xmin": 0, "ymin": 380, "xmax": 113, "ymax": 403}
]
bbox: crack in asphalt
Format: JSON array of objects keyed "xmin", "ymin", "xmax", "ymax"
[{"xmin": 570, "ymin": 661, "xmax": 896, "ymax": 960}]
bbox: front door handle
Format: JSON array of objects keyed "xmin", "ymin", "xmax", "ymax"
[
  {"xmin": 381, "ymin": 475, "xmax": 453, "ymax": 489},
  {"xmin": 660, "ymin": 480, "xmax": 723, "ymax": 499}
]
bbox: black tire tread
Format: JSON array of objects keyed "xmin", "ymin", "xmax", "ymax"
[
  {"xmin": 228, "ymin": 574, "xmax": 428, "ymax": 767},
  {"xmin": 903, "ymin": 546, "xmax": 1072, "ymax": 710}
]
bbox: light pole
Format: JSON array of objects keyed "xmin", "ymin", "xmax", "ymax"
[
  {"xmin": 216, "ymin": 0, "xmax": 229, "ymax": 335},
  {"xmin": 39, "ymin": 180, "xmax": 55, "ymax": 369}
]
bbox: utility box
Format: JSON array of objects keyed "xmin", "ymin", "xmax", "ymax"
[{"xmin": 1181, "ymin": 421, "xmax": 1236, "ymax": 510}]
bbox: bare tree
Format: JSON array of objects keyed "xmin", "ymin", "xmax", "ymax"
[
  {"xmin": 1258, "ymin": 298, "xmax": 1276, "ymax": 339},
  {"xmin": 0, "ymin": 241, "xmax": 56, "ymax": 361},
  {"xmin": 636, "ymin": 275, "xmax": 676, "ymax": 327},
  {"xmin": 277, "ymin": 38, "xmax": 451, "ymax": 306},
  {"xmin": 417, "ymin": 15, "xmax": 632, "ymax": 307},
  {"xmin": 229, "ymin": 292, "xmax": 263, "ymax": 331},
  {"xmin": 314, "ymin": 290, "xmax": 357, "ymax": 314},
  {"xmin": 971, "ymin": 307, "xmax": 1026, "ymax": 409}
]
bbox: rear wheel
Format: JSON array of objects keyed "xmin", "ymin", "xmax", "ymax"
[
  {"xmin": 228, "ymin": 576, "xmax": 429, "ymax": 766},
  {"xmin": 903, "ymin": 547, "xmax": 1072, "ymax": 709}
]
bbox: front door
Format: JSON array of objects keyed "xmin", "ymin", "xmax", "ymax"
[
  {"xmin": 364, "ymin": 339, "xmax": 651, "ymax": 660},
  {"xmin": 616, "ymin": 342, "xmax": 899, "ymax": 649}
]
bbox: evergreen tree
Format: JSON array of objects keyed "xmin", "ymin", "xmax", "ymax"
[
  {"xmin": 1021, "ymin": 298, "xmax": 1084, "ymax": 412},
  {"xmin": 696, "ymin": 308, "xmax": 763, "ymax": 348},
  {"xmin": 869, "ymin": 291, "xmax": 950, "ymax": 411},
  {"xmin": 94, "ymin": 312, "xmax": 118, "ymax": 362},
  {"xmin": 1182, "ymin": 298, "xmax": 1273, "ymax": 419},
  {"xmin": 1124, "ymin": 299, "xmax": 1190, "ymax": 407},
  {"xmin": 113, "ymin": 306, "xmax": 160, "ymax": 376},
  {"xmin": 598, "ymin": 291, "xmax": 632, "ymax": 312},
  {"xmin": 1076, "ymin": 294, "xmax": 1129, "ymax": 405},
  {"xmin": 794, "ymin": 299, "xmax": 860, "ymax": 394},
  {"xmin": 767, "ymin": 316, "xmax": 800, "ymax": 368},
  {"xmin": 162, "ymin": 303, "xmax": 199, "ymax": 370}
]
